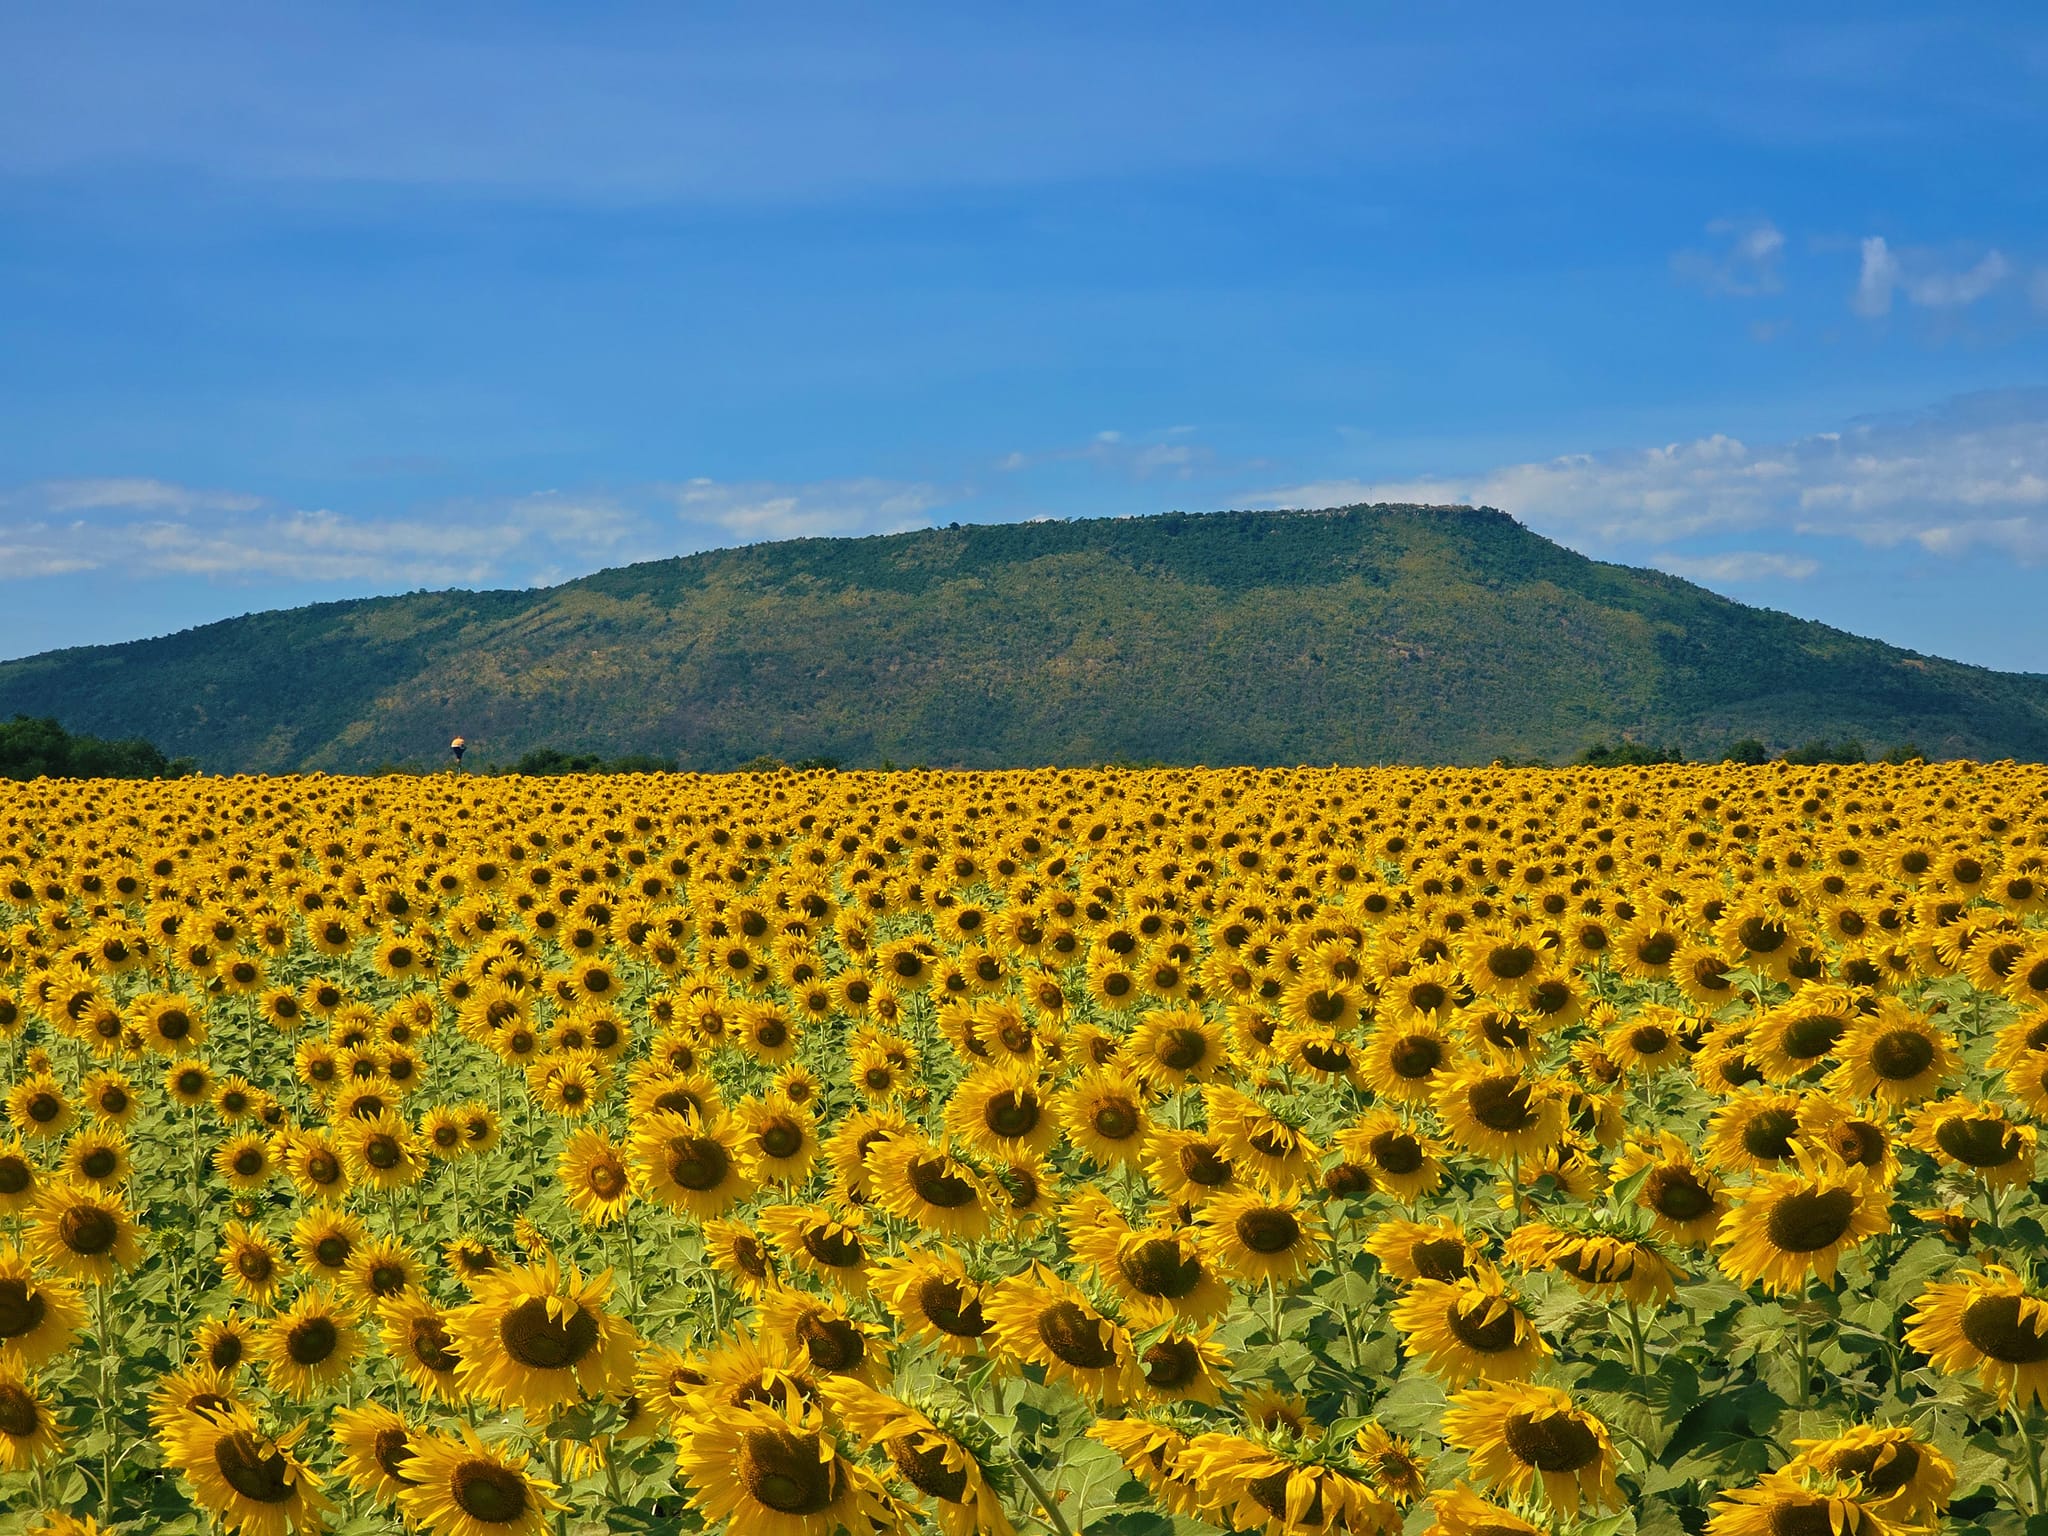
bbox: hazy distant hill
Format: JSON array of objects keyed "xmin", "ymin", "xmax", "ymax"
[{"xmin": 5, "ymin": 505, "xmax": 2046, "ymax": 772}]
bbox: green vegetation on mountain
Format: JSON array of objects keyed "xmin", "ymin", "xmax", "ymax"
[
  {"xmin": 3, "ymin": 504, "xmax": 2045, "ymax": 772},
  {"xmin": 0, "ymin": 715, "xmax": 193, "ymax": 781}
]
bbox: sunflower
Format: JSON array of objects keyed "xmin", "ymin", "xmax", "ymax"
[
  {"xmin": 0, "ymin": 1248, "xmax": 84, "ymax": 1368},
  {"xmin": 28, "ymin": 1184, "xmax": 140, "ymax": 1284},
  {"xmin": 1705, "ymin": 1469, "xmax": 1903, "ymax": 1536},
  {"xmin": 1055, "ymin": 1070, "xmax": 1154, "ymax": 1169},
  {"xmin": 218, "ymin": 1221, "xmax": 289, "ymax": 1307},
  {"xmin": 1797, "ymin": 1101, "xmax": 1900, "ymax": 1181},
  {"xmin": 696, "ymin": 1219, "xmax": 776, "ymax": 1298},
  {"xmin": 368, "ymin": 1293, "xmax": 463, "ymax": 1402},
  {"xmin": 1237, "ymin": 1386, "xmax": 1316, "ymax": 1439},
  {"xmin": 0, "ymin": 1364, "xmax": 61, "ymax": 1470},
  {"xmin": 60, "ymin": 1127, "xmax": 129, "ymax": 1191},
  {"xmin": 254, "ymin": 1286, "xmax": 360, "ymax": 1400},
  {"xmin": 1353, "ymin": 1423, "xmax": 1430, "ymax": 1506},
  {"xmin": 444, "ymin": 1258, "xmax": 634, "ymax": 1416},
  {"xmin": 1703, "ymin": 1088, "xmax": 1808, "ymax": 1176},
  {"xmin": 1126, "ymin": 1323, "xmax": 1230, "ymax": 1407},
  {"xmin": 1127, "ymin": 1006, "xmax": 1229, "ymax": 1087},
  {"xmin": 280, "ymin": 1131, "xmax": 349, "ymax": 1203},
  {"xmin": 397, "ymin": 1427, "xmax": 563, "ymax": 1536},
  {"xmin": 556, "ymin": 1127, "xmax": 633, "ymax": 1227},
  {"xmin": 6, "ymin": 1074, "xmax": 73, "ymax": 1142},
  {"xmin": 1673, "ymin": 944, "xmax": 1742, "ymax": 1010},
  {"xmin": 338, "ymin": 1111, "xmax": 426, "ymax": 1193},
  {"xmin": 1460, "ymin": 928, "xmax": 1550, "ymax": 1001},
  {"xmin": 1608, "ymin": 1133, "xmax": 1729, "ymax": 1246},
  {"xmin": 1361, "ymin": 1019, "xmax": 1460, "ymax": 1105},
  {"xmin": 348, "ymin": 1237, "xmax": 425, "ymax": 1310},
  {"xmin": 1390, "ymin": 1271, "xmax": 1549, "ymax": 1384},
  {"xmin": 1086, "ymin": 1418, "xmax": 1203, "ymax": 1520},
  {"xmin": 1442, "ymin": 1382, "xmax": 1618, "ymax": 1514},
  {"xmin": 1784, "ymin": 1425, "xmax": 1955, "ymax": 1524},
  {"xmin": 760, "ymin": 1203, "xmax": 875, "ymax": 1294},
  {"xmin": 80, "ymin": 1069, "xmax": 138, "ymax": 1127},
  {"xmin": 1749, "ymin": 992, "xmax": 1860, "ymax": 1082},
  {"xmin": 673, "ymin": 1396, "xmax": 882, "ymax": 1536},
  {"xmin": 1065, "ymin": 1192, "xmax": 1231, "ymax": 1323},
  {"xmin": 195, "ymin": 1313, "xmax": 255, "ymax": 1375},
  {"xmin": 824, "ymin": 1378, "xmax": 1014, "ymax": 1536},
  {"xmin": 736, "ymin": 1092, "xmax": 824, "ymax": 1185},
  {"xmin": 866, "ymin": 1139, "xmax": 998, "ymax": 1242},
  {"xmin": 1205, "ymin": 1086, "xmax": 1319, "ymax": 1191},
  {"xmin": 1714, "ymin": 1148, "xmax": 1892, "ymax": 1296},
  {"xmin": 0, "ymin": 1139, "xmax": 36, "ymax": 1217},
  {"xmin": 1830, "ymin": 1003, "xmax": 1958, "ymax": 1106},
  {"xmin": 1502, "ymin": 1222, "xmax": 1679, "ymax": 1306},
  {"xmin": 944, "ymin": 1064, "xmax": 1061, "ymax": 1160},
  {"xmin": 1905, "ymin": 1263, "xmax": 2048, "ymax": 1408},
  {"xmin": 332, "ymin": 1401, "xmax": 420, "ymax": 1504},
  {"xmin": 1909, "ymin": 1097, "xmax": 2039, "ymax": 1188},
  {"xmin": 1603, "ymin": 1007, "xmax": 1688, "ymax": 1075},
  {"xmin": 628, "ymin": 1108, "xmax": 756, "ymax": 1219},
  {"xmin": 147, "ymin": 1363, "xmax": 242, "ymax": 1444},
  {"xmin": 1434, "ymin": 1065, "xmax": 1564, "ymax": 1162},
  {"xmin": 872, "ymin": 1250, "xmax": 994, "ymax": 1356},
  {"xmin": 1176, "ymin": 1432, "xmax": 1398, "ymax": 1536},
  {"xmin": 1336, "ymin": 1111, "xmax": 1446, "ymax": 1202},
  {"xmin": 213, "ymin": 1131, "xmax": 275, "ymax": 1193},
  {"xmin": 1366, "ymin": 1218, "xmax": 1483, "ymax": 1284},
  {"xmin": 759, "ymin": 1288, "xmax": 889, "ymax": 1385},
  {"xmin": 161, "ymin": 1402, "xmax": 330, "ymax": 1536},
  {"xmin": 1199, "ymin": 1189, "xmax": 1326, "ymax": 1288},
  {"xmin": 1144, "ymin": 1128, "xmax": 1244, "ymax": 1206},
  {"xmin": 984, "ymin": 1265, "xmax": 1129, "ymax": 1401}
]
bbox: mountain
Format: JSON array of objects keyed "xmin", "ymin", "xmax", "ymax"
[{"xmin": 4, "ymin": 504, "xmax": 2047, "ymax": 772}]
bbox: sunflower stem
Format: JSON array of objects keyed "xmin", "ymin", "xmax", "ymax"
[
  {"xmin": 1622, "ymin": 1300, "xmax": 1649, "ymax": 1379},
  {"xmin": 1793, "ymin": 1298, "xmax": 1811, "ymax": 1411},
  {"xmin": 1265, "ymin": 1277, "xmax": 1283, "ymax": 1343},
  {"xmin": 2017, "ymin": 1403, "xmax": 2046, "ymax": 1515},
  {"xmin": 1010, "ymin": 1448, "xmax": 1077, "ymax": 1536}
]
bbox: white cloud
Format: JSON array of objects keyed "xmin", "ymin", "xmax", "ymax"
[
  {"xmin": 1672, "ymin": 216, "xmax": 1785, "ymax": 296},
  {"xmin": 992, "ymin": 429, "xmax": 1210, "ymax": 480},
  {"xmin": 1652, "ymin": 550, "xmax": 1820, "ymax": 582},
  {"xmin": 33, "ymin": 477, "xmax": 266, "ymax": 515},
  {"xmin": 1851, "ymin": 236, "xmax": 2010, "ymax": 317},
  {"xmin": 1245, "ymin": 389, "xmax": 2048, "ymax": 566},
  {"xmin": 670, "ymin": 477, "xmax": 951, "ymax": 542}
]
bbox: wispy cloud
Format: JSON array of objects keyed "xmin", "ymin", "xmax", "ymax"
[
  {"xmin": 1852, "ymin": 236, "xmax": 2011, "ymax": 317},
  {"xmin": 1245, "ymin": 388, "xmax": 2048, "ymax": 566},
  {"xmin": 669, "ymin": 477, "xmax": 953, "ymax": 542},
  {"xmin": 993, "ymin": 427, "xmax": 1209, "ymax": 480},
  {"xmin": 1652, "ymin": 550, "xmax": 1819, "ymax": 583},
  {"xmin": 1672, "ymin": 216, "xmax": 1785, "ymax": 297}
]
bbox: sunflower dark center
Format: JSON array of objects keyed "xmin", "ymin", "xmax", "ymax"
[
  {"xmin": 916, "ymin": 1276, "xmax": 989, "ymax": 1337},
  {"xmin": 1648, "ymin": 1169, "xmax": 1715, "ymax": 1222},
  {"xmin": 1408, "ymin": 982, "xmax": 1448, "ymax": 1015},
  {"xmin": 1935, "ymin": 1115, "xmax": 2025, "ymax": 1168},
  {"xmin": 1741, "ymin": 1108, "xmax": 1800, "ymax": 1162},
  {"xmin": 1869, "ymin": 1029, "xmax": 1936, "ymax": 1080},
  {"xmin": 59, "ymin": 1206, "xmax": 117, "ymax": 1256},
  {"xmin": 1302, "ymin": 1042, "xmax": 1352, "ymax": 1074},
  {"xmin": 1779, "ymin": 1014, "xmax": 1845, "ymax": 1061},
  {"xmin": 794, "ymin": 1311, "xmax": 864, "ymax": 1372},
  {"xmin": 800, "ymin": 1224, "xmax": 865, "ymax": 1268},
  {"xmin": 1763, "ymin": 1188, "xmax": 1859, "ymax": 1253},
  {"xmin": 1410, "ymin": 1238, "xmax": 1471, "ymax": 1282},
  {"xmin": 498, "ymin": 1297, "xmax": 598, "ymax": 1370},
  {"xmin": 372, "ymin": 1426, "xmax": 415, "ymax": 1482},
  {"xmin": 1961, "ymin": 1294, "xmax": 2048, "ymax": 1363},
  {"xmin": 1079, "ymin": 1092, "xmax": 1140, "ymax": 1139},
  {"xmin": 410, "ymin": 1315, "xmax": 461, "ymax": 1372},
  {"xmin": 985, "ymin": 1091, "xmax": 1040, "ymax": 1138},
  {"xmin": 1830, "ymin": 1121, "xmax": 1887, "ymax": 1168},
  {"xmin": 1502, "ymin": 1410, "xmax": 1601, "ymax": 1472},
  {"xmin": 587, "ymin": 1162, "xmax": 625, "ymax": 1197},
  {"xmin": 236, "ymin": 1250, "xmax": 275, "ymax": 1284},
  {"xmin": 0, "ymin": 1279, "xmax": 47, "ymax": 1341},
  {"xmin": 1179, "ymin": 1142, "xmax": 1232, "ymax": 1186},
  {"xmin": 886, "ymin": 1434, "xmax": 970, "ymax": 1502},
  {"xmin": 1159, "ymin": 1028, "xmax": 1210, "ymax": 1069},
  {"xmin": 1120, "ymin": 1237, "xmax": 1204, "ymax": 1298},
  {"xmin": 81, "ymin": 1149, "xmax": 118, "ymax": 1179},
  {"xmin": 1823, "ymin": 1440, "xmax": 1920, "ymax": 1497},
  {"xmin": 1236, "ymin": 1208, "xmax": 1302, "ymax": 1255},
  {"xmin": 25, "ymin": 1094, "xmax": 59, "ymax": 1124},
  {"xmin": 1141, "ymin": 1337, "xmax": 1201, "ymax": 1390},
  {"xmin": 453, "ymin": 1459, "xmax": 531, "ymax": 1523},
  {"xmin": 1389, "ymin": 1036, "xmax": 1444, "ymax": 1079},
  {"xmin": 232, "ymin": 1150, "xmax": 264, "ymax": 1176},
  {"xmin": 365, "ymin": 1137, "xmax": 401, "ymax": 1170},
  {"xmin": 0, "ymin": 1157, "xmax": 27, "ymax": 1195},
  {"xmin": 1247, "ymin": 1470, "xmax": 1323, "ymax": 1524},
  {"xmin": 1485, "ymin": 944, "xmax": 1538, "ymax": 981},
  {"xmin": 1468, "ymin": 1076, "xmax": 1539, "ymax": 1133},
  {"xmin": 215, "ymin": 1431, "xmax": 298, "ymax": 1504},
  {"xmin": 743, "ymin": 1426, "xmax": 843, "ymax": 1514},
  {"xmin": 1369, "ymin": 1131, "xmax": 1424, "ymax": 1175},
  {"xmin": 1036, "ymin": 1300, "xmax": 1116, "ymax": 1369},
  {"xmin": 1629, "ymin": 1026, "xmax": 1670, "ymax": 1055},
  {"xmin": 907, "ymin": 1157, "xmax": 979, "ymax": 1209},
  {"xmin": 285, "ymin": 1316, "xmax": 337, "ymax": 1365},
  {"xmin": 1736, "ymin": 917, "xmax": 1789, "ymax": 955},
  {"xmin": 1446, "ymin": 1297, "xmax": 1522, "ymax": 1353},
  {"xmin": 727, "ymin": 1234, "xmax": 771, "ymax": 1278},
  {"xmin": 1323, "ymin": 1163, "xmax": 1373, "ymax": 1197},
  {"xmin": 667, "ymin": 1135, "xmax": 731, "ymax": 1190},
  {"xmin": 305, "ymin": 1152, "xmax": 341, "ymax": 1185}
]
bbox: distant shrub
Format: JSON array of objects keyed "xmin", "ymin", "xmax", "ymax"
[{"xmin": 0, "ymin": 715, "xmax": 192, "ymax": 781}]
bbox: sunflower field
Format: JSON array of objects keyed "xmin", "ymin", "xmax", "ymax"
[{"xmin": 1, "ymin": 764, "xmax": 2047, "ymax": 1536}]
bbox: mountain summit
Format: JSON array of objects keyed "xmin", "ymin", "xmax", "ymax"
[{"xmin": 4, "ymin": 505, "xmax": 2044, "ymax": 772}]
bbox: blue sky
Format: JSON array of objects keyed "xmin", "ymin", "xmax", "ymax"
[{"xmin": 5, "ymin": 4, "xmax": 2048, "ymax": 669}]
